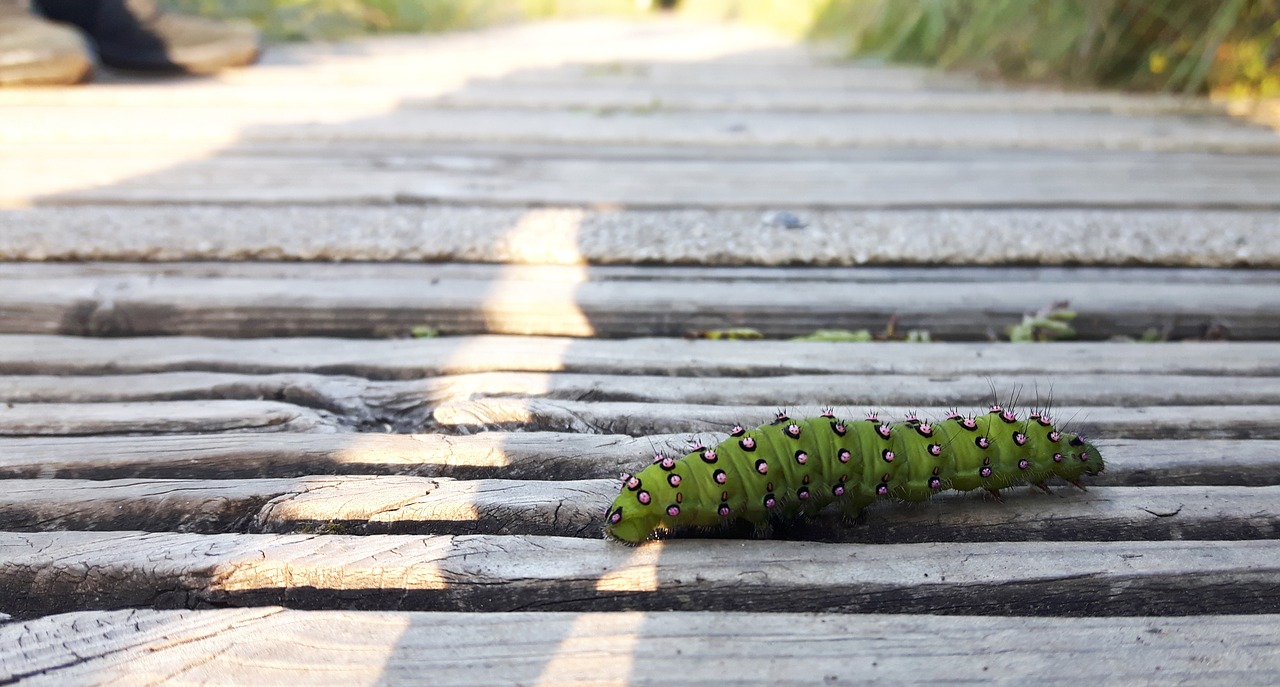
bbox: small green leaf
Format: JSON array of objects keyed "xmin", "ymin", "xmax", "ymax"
[
  {"xmin": 697, "ymin": 327, "xmax": 765, "ymax": 340},
  {"xmin": 790, "ymin": 328, "xmax": 874, "ymax": 342}
]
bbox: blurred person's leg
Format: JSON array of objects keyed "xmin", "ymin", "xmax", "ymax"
[
  {"xmin": 36, "ymin": 0, "xmax": 259, "ymax": 74},
  {"xmin": 0, "ymin": 0, "xmax": 92, "ymax": 85}
]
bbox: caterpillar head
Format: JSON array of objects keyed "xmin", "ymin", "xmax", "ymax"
[
  {"xmin": 1055, "ymin": 435, "xmax": 1105, "ymax": 480},
  {"xmin": 603, "ymin": 499, "xmax": 659, "ymax": 545},
  {"xmin": 603, "ymin": 463, "xmax": 679, "ymax": 545}
]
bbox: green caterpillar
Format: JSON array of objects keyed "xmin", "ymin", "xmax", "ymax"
[{"xmin": 603, "ymin": 406, "xmax": 1104, "ymax": 544}]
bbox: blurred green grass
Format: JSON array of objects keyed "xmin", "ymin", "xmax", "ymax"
[
  {"xmin": 808, "ymin": 0, "xmax": 1280, "ymax": 96},
  {"xmin": 161, "ymin": 0, "xmax": 1279, "ymax": 95},
  {"xmin": 684, "ymin": 0, "xmax": 1279, "ymax": 96}
]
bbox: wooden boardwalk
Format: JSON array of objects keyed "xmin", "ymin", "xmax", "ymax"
[{"xmin": 2, "ymin": 17, "xmax": 1280, "ymax": 685}]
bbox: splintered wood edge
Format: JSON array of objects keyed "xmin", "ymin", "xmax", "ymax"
[{"xmin": 4, "ymin": 609, "xmax": 1280, "ymax": 686}]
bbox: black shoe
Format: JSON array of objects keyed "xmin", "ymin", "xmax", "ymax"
[
  {"xmin": 35, "ymin": 0, "xmax": 259, "ymax": 74},
  {"xmin": 0, "ymin": 0, "xmax": 92, "ymax": 85}
]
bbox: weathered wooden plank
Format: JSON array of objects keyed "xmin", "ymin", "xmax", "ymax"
[
  {"xmin": 0, "ymin": 80, "xmax": 1225, "ymax": 115},
  {"xmin": 8, "ymin": 107, "xmax": 1278, "ymax": 153},
  {"xmin": 427, "ymin": 83, "xmax": 1226, "ymax": 115},
  {"xmin": 1, "ymin": 531, "xmax": 1277, "ymax": 617},
  {"xmin": 0, "ymin": 432, "xmax": 660, "ymax": 480},
  {"xmin": 0, "ymin": 434, "xmax": 1276, "ymax": 485},
  {"xmin": 0, "ymin": 476, "xmax": 612, "ymax": 538},
  {"xmin": 374, "ymin": 371, "xmax": 1280, "ymax": 410},
  {"xmin": 0, "ymin": 476, "xmax": 1274, "ymax": 543},
  {"xmin": 0, "ymin": 401, "xmax": 335, "ymax": 436},
  {"xmin": 10, "ymin": 148, "xmax": 1280, "ymax": 208},
  {"xmin": 492, "ymin": 60, "xmax": 964, "ymax": 90},
  {"xmin": 7, "ymin": 372, "xmax": 1280, "ymax": 424},
  {"xmin": 4, "ymin": 335, "xmax": 1275, "ymax": 379},
  {"xmin": 3, "ymin": 275, "xmax": 1277, "ymax": 338},
  {"xmin": 0, "ymin": 372, "xmax": 385, "ymax": 418},
  {"xmin": 0, "ymin": 476, "xmax": 300, "ymax": 534},
  {"xmin": 5, "ymin": 609, "xmax": 1279, "ymax": 687},
  {"xmin": 430, "ymin": 399, "xmax": 1280, "ymax": 440},
  {"xmin": 4, "ymin": 208, "xmax": 1279, "ymax": 268},
  {"xmin": 254, "ymin": 477, "xmax": 609, "ymax": 537},
  {"xmin": 837, "ymin": 485, "xmax": 1280, "ymax": 543}
]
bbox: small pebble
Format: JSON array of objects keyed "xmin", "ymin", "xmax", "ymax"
[{"xmin": 761, "ymin": 211, "xmax": 807, "ymax": 229}]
